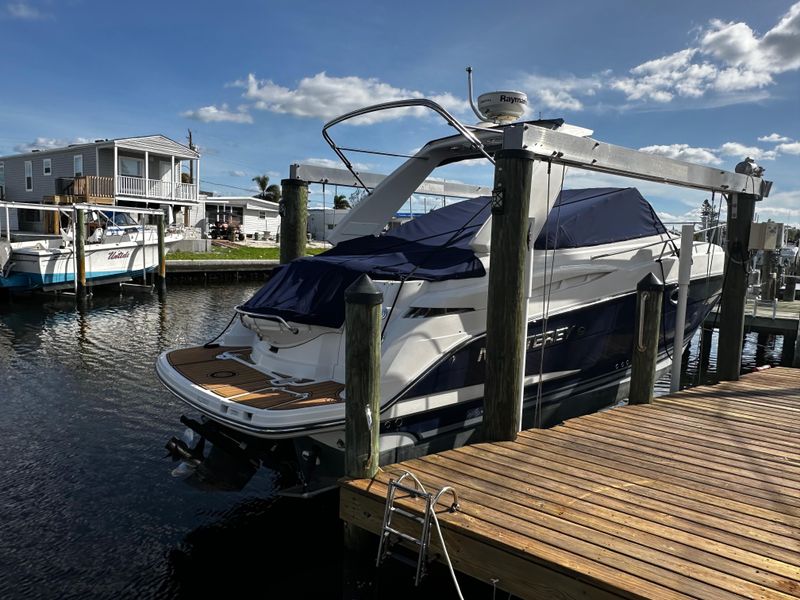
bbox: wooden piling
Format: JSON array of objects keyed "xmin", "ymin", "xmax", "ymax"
[
  {"xmin": 342, "ymin": 274, "xmax": 383, "ymax": 599},
  {"xmin": 783, "ymin": 276, "xmax": 797, "ymax": 301},
  {"xmin": 699, "ymin": 323, "xmax": 714, "ymax": 377},
  {"xmin": 718, "ymin": 193, "xmax": 757, "ymax": 380},
  {"xmin": 156, "ymin": 212, "xmax": 167, "ymax": 294},
  {"xmin": 279, "ymin": 178, "xmax": 308, "ymax": 264},
  {"xmin": 344, "ymin": 274, "xmax": 383, "ymax": 479},
  {"xmin": 74, "ymin": 208, "xmax": 87, "ymax": 298},
  {"xmin": 629, "ymin": 273, "xmax": 664, "ymax": 405},
  {"xmin": 483, "ymin": 149, "xmax": 535, "ymax": 442}
]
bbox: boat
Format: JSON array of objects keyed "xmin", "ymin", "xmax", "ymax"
[
  {"xmin": 157, "ymin": 96, "xmax": 725, "ymax": 495},
  {"xmin": 0, "ymin": 204, "xmax": 182, "ymax": 291}
]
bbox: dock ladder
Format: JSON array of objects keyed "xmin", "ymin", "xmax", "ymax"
[{"xmin": 376, "ymin": 470, "xmax": 459, "ymax": 585}]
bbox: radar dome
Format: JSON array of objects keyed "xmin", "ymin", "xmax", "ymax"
[{"xmin": 477, "ymin": 91, "xmax": 528, "ymax": 124}]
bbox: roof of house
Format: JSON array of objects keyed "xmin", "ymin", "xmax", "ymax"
[
  {"xmin": 201, "ymin": 195, "xmax": 279, "ymax": 211},
  {"xmin": 0, "ymin": 134, "xmax": 199, "ymax": 161}
]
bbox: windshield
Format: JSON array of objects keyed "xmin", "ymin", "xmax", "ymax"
[{"xmin": 102, "ymin": 211, "xmax": 139, "ymax": 226}]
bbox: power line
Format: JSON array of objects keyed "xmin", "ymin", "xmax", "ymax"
[{"xmin": 201, "ymin": 179, "xmax": 261, "ymax": 194}]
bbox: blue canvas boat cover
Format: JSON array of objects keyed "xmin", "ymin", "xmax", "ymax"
[{"xmin": 240, "ymin": 187, "xmax": 666, "ymax": 328}]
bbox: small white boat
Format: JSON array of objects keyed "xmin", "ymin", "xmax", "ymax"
[{"xmin": 0, "ymin": 206, "xmax": 181, "ymax": 291}]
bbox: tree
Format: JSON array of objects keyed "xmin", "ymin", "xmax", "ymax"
[
  {"xmin": 252, "ymin": 175, "xmax": 281, "ymax": 203},
  {"xmin": 333, "ymin": 194, "xmax": 350, "ymax": 210},
  {"xmin": 348, "ymin": 188, "xmax": 368, "ymax": 207},
  {"xmin": 265, "ymin": 184, "xmax": 281, "ymax": 203}
]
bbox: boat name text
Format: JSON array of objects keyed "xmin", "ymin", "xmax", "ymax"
[{"xmin": 477, "ymin": 325, "xmax": 575, "ymax": 362}]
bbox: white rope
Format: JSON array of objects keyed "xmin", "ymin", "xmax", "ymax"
[{"xmin": 430, "ymin": 506, "xmax": 464, "ymax": 600}]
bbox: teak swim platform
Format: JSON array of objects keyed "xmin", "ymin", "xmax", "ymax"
[
  {"xmin": 340, "ymin": 367, "xmax": 800, "ymax": 599},
  {"xmin": 166, "ymin": 345, "xmax": 344, "ymax": 411}
]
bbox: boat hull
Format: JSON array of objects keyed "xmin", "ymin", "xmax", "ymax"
[
  {"xmin": 161, "ymin": 275, "xmax": 721, "ymax": 494},
  {"xmin": 0, "ymin": 235, "xmax": 178, "ymax": 291}
]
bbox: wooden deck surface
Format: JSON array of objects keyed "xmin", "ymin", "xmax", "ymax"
[
  {"xmin": 340, "ymin": 367, "xmax": 800, "ymax": 599},
  {"xmin": 166, "ymin": 345, "xmax": 344, "ymax": 410}
]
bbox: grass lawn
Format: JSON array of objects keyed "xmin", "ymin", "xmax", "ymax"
[{"xmin": 167, "ymin": 246, "xmax": 325, "ymax": 260}]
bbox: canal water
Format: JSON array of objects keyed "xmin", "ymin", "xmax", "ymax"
[{"xmin": 0, "ymin": 283, "xmax": 787, "ymax": 599}]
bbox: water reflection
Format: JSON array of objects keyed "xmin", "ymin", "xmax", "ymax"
[{"xmin": 0, "ymin": 282, "xmax": 792, "ymax": 599}]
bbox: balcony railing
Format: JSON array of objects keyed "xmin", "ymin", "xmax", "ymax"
[
  {"xmin": 118, "ymin": 175, "xmax": 198, "ymax": 202},
  {"xmin": 73, "ymin": 176, "xmax": 115, "ymax": 199}
]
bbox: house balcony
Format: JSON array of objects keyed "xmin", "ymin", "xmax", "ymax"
[
  {"xmin": 48, "ymin": 175, "xmax": 198, "ymax": 205},
  {"xmin": 117, "ymin": 175, "xmax": 198, "ymax": 202}
]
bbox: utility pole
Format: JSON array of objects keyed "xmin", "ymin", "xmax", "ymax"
[{"xmin": 186, "ymin": 129, "xmax": 195, "ymax": 227}]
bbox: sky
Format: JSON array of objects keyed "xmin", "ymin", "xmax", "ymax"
[{"xmin": 0, "ymin": 0, "xmax": 798, "ymax": 225}]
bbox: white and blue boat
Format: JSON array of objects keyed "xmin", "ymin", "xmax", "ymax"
[
  {"xmin": 0, "ymin": 205, "xmax": 181, "ymax": 291},
  {"xmin": 157, "ymin": 98, "xmax": 725, "ymax": 494}
]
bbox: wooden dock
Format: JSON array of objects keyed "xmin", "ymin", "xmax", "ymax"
[
  {"xmin": 707, "ymin": 298, "xmax": 800, "ymax": 336},
  {"xmin": 340, "ymin": 367, "xmax": 800, "ymax": 599}
]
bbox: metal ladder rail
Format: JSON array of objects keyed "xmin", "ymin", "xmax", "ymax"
[{"xmin": 376, "ymin": 471, "xmax": 459, "ymax": 586}]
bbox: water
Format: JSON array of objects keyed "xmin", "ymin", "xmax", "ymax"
[{"xmin": 0, "ymin": 284, "xmax": 788, "ymax": 599}]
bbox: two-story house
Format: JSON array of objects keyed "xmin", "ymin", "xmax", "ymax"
[{"xmin": 0, "ymin": 135, "xmax": 200, "ymax": 234}]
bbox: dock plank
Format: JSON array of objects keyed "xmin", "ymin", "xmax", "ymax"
[
  {"xmin": 402, "ymin": 457, "xmax": 800, "ymax": 596},
  {"xmin": 341, "ymin": 367, "xmax": 800, "ymax": 599}
]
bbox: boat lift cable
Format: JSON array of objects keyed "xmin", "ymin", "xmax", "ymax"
[
  {"xmin": 534, "ymin": 162, "xmax": 566, "ymax": 428},
  {"xmin": 203, "ymin": 311, "xmax": 239, "ymax": 348}
]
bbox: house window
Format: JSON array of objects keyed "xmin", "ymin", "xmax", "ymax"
[
  {"xmin": 25, "ymin": 161, "xmax": 33, "ymax": 191},
  {"xmin": 119, "ymin": 156, "xmax": 143, "ymax": 177},
  {"xmin": 258, "ymin": 211, "xmax": 266, "ymax": 219},
  {"xmin": 43, "ymin": 158, "xmax": 52, "ymax": 176},
  {"xmin": 73, "ymin": 155, "xmax": 83, "ymax": 177}
]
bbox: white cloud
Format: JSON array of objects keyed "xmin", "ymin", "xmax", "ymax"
[
  {"xmin": 776, "ymin": 141, "xmax": 800, "ymax": 155},
  {"xmin": 182, "ymin": 104, "xmax": 253, "ymax": 124},
  {"xmin": 302, "ymin": 157, "xmax": 372, "ymax": 171},
  {"xmin": 754, "ymin": 189, "xmax": 800, "ymax": 224},
  {"xmin": 233, "ymin": 72, "xmax": 468, "ymax": 124},
  {"xmin": 6, "ymin": 2, "xmax": 51, "ymax": 19},
  {"xmin": 520, "ymin": 73, "xmax": 604, "ymax": 111},
  {"xmin": 13, "ymin": 136, "xmax": 92, "ymax": 153},
  {"xmin": 759, "ymin": 133, "xmax": 792, "ymax": 143},
  {"xmin": 611, "ymin": 2, "xmax": 800, "ymax": 104},
  {"xmin": 638, "ymin": 143, "xmax": 722, "ymax": 165},
  {"xmin": 228, "ymin": 170, "xmax": 247, "ymax": 177},
  {"xmin": 718, "ymin": 142, "xmax": 777, "ymax": 161}
]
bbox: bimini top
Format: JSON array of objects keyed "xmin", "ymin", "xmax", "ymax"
[{"xmin": 241, "ymin": 187, "xmax": 666, "ymax": 328}]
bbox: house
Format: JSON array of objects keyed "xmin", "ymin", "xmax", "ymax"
[
  {"xmin": 307, "ymin": 207, "xmax": 349, "ymax": 241},
  {"xmin": 199, "ymin": 194, "xmax": 281, "ymax": 239},
  {"xmin": 0, "ymin": 135, "xmax": 200, "ymax": 233}
]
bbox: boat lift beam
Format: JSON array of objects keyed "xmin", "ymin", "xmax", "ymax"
[
  {"xmin": 289, "ymin": 163, "xmax": 492, "ymax": 200},
  {"xmin": 506, "ymin": 124, "xmax": 771, "ymax": 198}
]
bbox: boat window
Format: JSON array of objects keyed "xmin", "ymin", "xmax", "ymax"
[
  {"xmin": 25, "ymin": 161, "xmax": 32, "ymax": 191},
  {"xmin": 102, "ymin": 211, "xmax": 138, "ymax": 226},
  {"xmin": 0, "ymin": 161, "xmax": 5, "ymax": 198},
  {"xmin": 73, "ymin": 155, "xmax": 83, "ymax": 177}
]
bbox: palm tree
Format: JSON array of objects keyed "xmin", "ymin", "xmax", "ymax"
[
  {"xmin": 265, "ymin": 183, "xmax": 281, "ymax": 203},
  {"xmin": 252, "ymin": 175, "xmax": 270, "ymax": 199},
  {"xmin": 333, "ymin": 194, "xmax": 350, "ymax": 210},
  {"xmin": 252, "ymin": 175, "xmax": 281, "ymax": 203}
]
